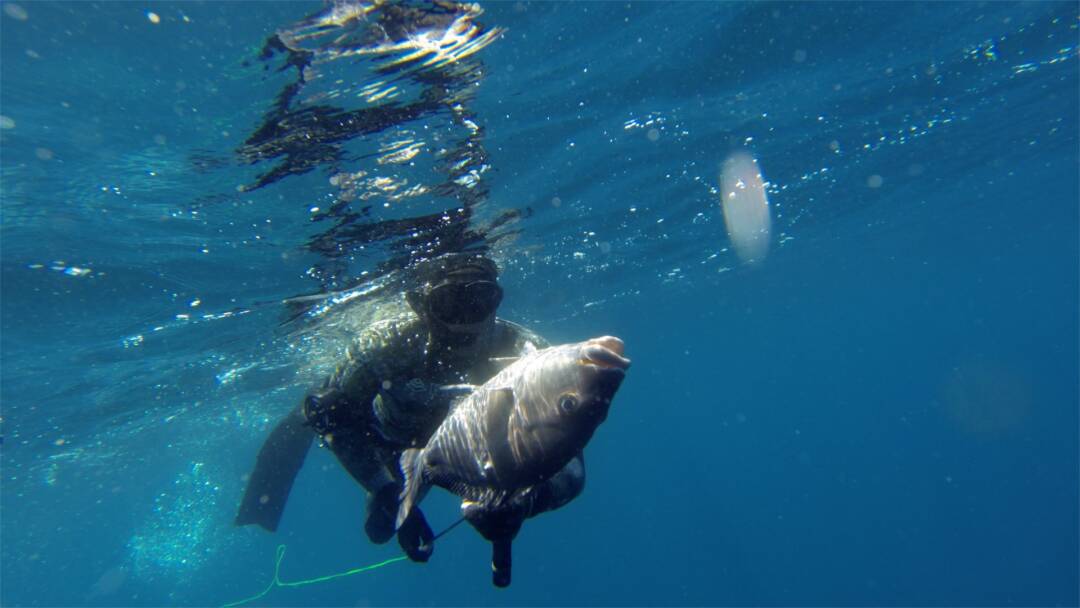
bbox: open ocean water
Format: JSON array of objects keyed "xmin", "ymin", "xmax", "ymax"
[{"xmin": 1, "ymin": 2, "xmax": 1078, "ymax": 606}]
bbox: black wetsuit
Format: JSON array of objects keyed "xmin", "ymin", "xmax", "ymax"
[
  {"xmin": 305, "ymin": 314, "xmax": 550, "ymax": 495},
  {"xmin": 237, "ymin": 314, "xmax": 585, "ymax": 542}
]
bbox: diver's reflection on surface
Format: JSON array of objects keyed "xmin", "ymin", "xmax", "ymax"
[{"xmin": 238, "ymin": 0, "xmax": 507, "ymax": 293}]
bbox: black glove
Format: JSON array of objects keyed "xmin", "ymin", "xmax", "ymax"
[{"xmin": 397, "ymin": 507, "xmax": 434, "ymax": 563}]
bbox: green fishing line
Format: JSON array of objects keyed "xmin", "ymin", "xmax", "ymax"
[
  {"xmin": 222, "ymin": 545, "xmax": 408, "ymax": 607},
  {"xmin": 223, "ymin": 517, "xmax": 464, "ymax": 607}
]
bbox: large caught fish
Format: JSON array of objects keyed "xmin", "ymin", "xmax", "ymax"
[{"xmin": 396, "ymin": 336, "xmax": 630, "ymax": 586}]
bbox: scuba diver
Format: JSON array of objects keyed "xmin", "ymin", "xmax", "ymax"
[{"xmin": 236, "ymin": 252, "xmax": 585, "ymax": 569}]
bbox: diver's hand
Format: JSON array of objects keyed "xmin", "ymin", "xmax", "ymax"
[
  {"xmin": 397, "ymin": 508, "xmax": 434, "ymax": 563},
  {"xmin": 492, "ymin": 538, "xmax": 512, "ymax": 587}
]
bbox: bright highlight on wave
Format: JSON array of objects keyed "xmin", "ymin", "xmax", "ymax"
[
  {"xmin": 719, "ymin": 152, "xmax": 772, "ymax": 264},
  {"xmin": 373, "ymin": 14, "xmax": 503, "ymax": 73},
  {"xmin": 279, "ymin": 0, "xmax": 503, "ymax": 77}
]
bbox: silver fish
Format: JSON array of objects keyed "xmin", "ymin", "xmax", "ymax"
[{"xmin": 396, "ymin": 336, "xmax": 630, "ymax": 529}]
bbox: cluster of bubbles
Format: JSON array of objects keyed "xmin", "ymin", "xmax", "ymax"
[{"xmin": 127, "ymin": 461, "xmax": 230, "ymax": 582}]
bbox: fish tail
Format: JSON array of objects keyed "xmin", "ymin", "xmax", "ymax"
[{"xmin": 396, "ymin": 448, "xmax": 428, "ymax": 530}]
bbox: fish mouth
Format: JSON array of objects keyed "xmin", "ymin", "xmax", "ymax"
[{"xmin": 581, "ymin": 336, "xmax": 631, "ymax": 371}]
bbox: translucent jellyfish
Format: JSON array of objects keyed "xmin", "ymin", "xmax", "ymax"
[{"xmin": 719, "ymin": 152, "xmax": 772, "ymax": 264}]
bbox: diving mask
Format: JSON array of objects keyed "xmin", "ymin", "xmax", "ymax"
[{"xmin": 426, "ymin": 280, "xmax": 503, "ymax": 325}]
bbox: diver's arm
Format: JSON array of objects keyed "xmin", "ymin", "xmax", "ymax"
[
  {"xmin": 464, "ymin": 506, "xmax": 525, "ymax": 588},
  {"xmin": 463, "ymin": 450, "xmax": 570, "ymax": 587},
  {"xmin": 521, "ymin": 452, "xmax": 585, "ymax": 519},
  {"xmin": 303, "ymin": 339, "xmax": 392, "ymax": 492},
  {"xmin": 236, "ymin": 325, "xmax": 395, "ymax": 530},
  {"xmin": 303, "ymin": 332, "xmax": 383, "ymax": 439}
]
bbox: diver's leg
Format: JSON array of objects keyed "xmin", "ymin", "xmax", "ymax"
[
  {"xmin": 326, "ymin": 431, "xmax": 394, "ymax": 493},
  {"xmin": 325, "ymin": 431, "xmax": 400, "ymax": 543},
  {"xmin": 236, "ymin": 406, "xmax": 314, "ymax": 531}
]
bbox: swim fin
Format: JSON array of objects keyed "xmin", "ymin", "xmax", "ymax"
[{"xmin": 236, "ymin": 406, "xmax": 314, "ymax": 531}]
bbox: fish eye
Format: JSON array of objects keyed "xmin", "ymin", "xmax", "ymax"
[{"xmin": 558, "ymin": 395, "xmax": 578, "ymax": 413}]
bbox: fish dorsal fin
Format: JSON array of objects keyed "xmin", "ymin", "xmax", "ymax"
[{"xmin": 484, "ymin": 387, "xmax": 517, "ymax": 488}]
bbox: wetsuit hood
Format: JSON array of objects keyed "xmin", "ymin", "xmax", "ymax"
[{"xmin": 406, "ymin": 253, "xmax": 503, "ymax": 344}]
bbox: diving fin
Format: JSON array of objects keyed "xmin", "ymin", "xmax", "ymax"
[{"xmin": 235, "ymin": 406, "xmax": 314, "ymax": 531}]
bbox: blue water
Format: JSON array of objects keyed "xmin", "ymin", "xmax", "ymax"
[{"xmin": 2, "ymin": 2, "xmax": 1077, "ymax": 606}]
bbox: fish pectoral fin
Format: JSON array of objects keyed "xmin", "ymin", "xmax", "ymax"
[
  {"xmin": 484, "ymin": 388, "xmax": 516, "ymax": 487},
  {"xmin": 483, "ymin": 386, "xmax": 516, "ymax": 420}
]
